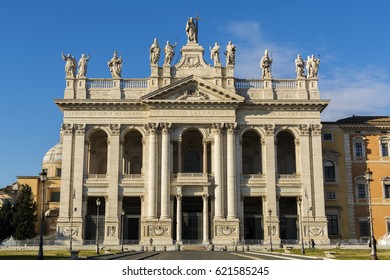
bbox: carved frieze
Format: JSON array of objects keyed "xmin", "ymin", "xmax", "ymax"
[
  {"xmin": 148, "ymin": 225, "xmax": 170, "ymax": 236},
  {"xmin": 176, "ymin": 88, "xmax": 210, "ymax": 100},
  {"xmin": 179, "ymin": 55, "xmax": 202, "ymax": 68},
  {"xmin": 216, "ymin": 226, "xmax": 237, "ymax": 236},
  {"xmin": 60, "ymin": 226, "xmax": 79, "ymax": 237}
]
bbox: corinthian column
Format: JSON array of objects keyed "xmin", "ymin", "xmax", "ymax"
[
  {"xmin": 176, "ymin": 193, "xmax": 182, "ymax": 243},
  {"xmin": 145, "ymin": 122, "xmax": 158, "ymax": 219},
  {"xmin": 226, "ymin": 123, "xmax": 237, "ymax": 219},
  {"xmin": 212, "ymin": 123, "xmax": 224, "ymax": 219},
  {"xmin": 202, "ymin": 193, "xmax": 209, "ymax": 244},
  {"xmin": 160, "ymin": 122, "xmax": 172, "ymax": 219}
]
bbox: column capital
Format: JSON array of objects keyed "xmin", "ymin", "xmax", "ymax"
[
  {"xmin": 310, "ymin": 124, "xmax": 322, "ymax": 136},
  {"xmin": 176, "ymin": 193, "xmax": 182, "ymax": 200},
  {"xmin": 62, "ymin": 123, "xmax": 74, "ymax": 135},
  {"xmin": 145, "ymin": 122, "xmax": 158, "ymax": 134},
  {"xmin": 160, "ymin": 122, "xmax": 172, "ymax": 134},
  {"xmin": 226, "ymin": 122, "xmax": 238, "ymax": 134},
  {"xmin": 263, "ymin": 124, "xmax": 275, "ymax": 136},
  {"xmin": 202, "ymin": 193, "xmax": 209, "ymax": 200},
  {"xmin": 74, "ymin": 124, "xmax": 85, "ymax": 135},
  {"xmin": 298, "ymin": 124, "xmax": 310, "ymax": 136},
  {"xmin": 109, "ymin": 124, "xmax": 120, "ymax": 136},
  {"xmin": 212, "ymin": 123, "xmax": 224, "ymax": 134}
]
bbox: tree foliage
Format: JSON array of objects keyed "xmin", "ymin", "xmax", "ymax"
[
  {"xmin": 12, "ymin": 185, "xmax": 37, "ymax": 240},
  {"xmin": 0, "ymin": 199, "xmax": 15, "ymax": 241}
]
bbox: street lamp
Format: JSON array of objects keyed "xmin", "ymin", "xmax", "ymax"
[
  {"xmin": 297, "ymin": 197, "xmax": 305, "ymax": 255},
  {"xmin": 37, "ymin": 169, "xmax": 47, "ymax": 260},
  {"xmin": 121, "ymin": 209, "xmax": 125, "ymax": 252},
  {"xmin": 69, "ymin": 189, "xmax": 76, "ymax": 252},
  {"xmin": 365, "ymin": 168, "xmax": 378, "ymax": 260},
  {"xmin": 268, "ymin": 209, "xmax": 273, "ymax": 251},
  {"xmin": 96, "ymin": 198, "xmax": 101, "ymax": 254}
]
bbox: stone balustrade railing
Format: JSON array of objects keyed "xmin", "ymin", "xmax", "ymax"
[
  {"xmin": 86, "ymin": 78, "xmax": 148, "ymax": 89},
  {"xmin": 235, "ymin": 79, "xmax": 299, "ymax": 89}
]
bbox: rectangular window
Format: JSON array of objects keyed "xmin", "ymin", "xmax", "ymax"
[
  {"xmin": 359, "ymin": 221, "xmax": 370, "ymax": 237},
  {"xmin": 50, "ymin": 191, "xmax": 60, "ymax": 202},
  {"xmin": 382, "ymin": 143, "xmax": 389, "ymax": 157},
  {"xmin": 355, "ymin": 143, "xmax": 363, "ymax": 157},
  {"xmin": 357, "ymin": 183, "xmax": 366, "ymax": 198},
  {"xmin": 327, "ymin": 215, "xmax": 339, "ymax": 235},
  {"xmin": 56, "ymin": 168, "xmax": 62, "ymax": 177},
  {"xmin": 326, "ymin": 192, "xmax": 336, "ymax": 200},
  {"xmin": 323, "ymin": 133, "xmax": 333, "ymax": 141},
  {"xmin": 385, "ymin": 184, "xmax": 390, "ymax": 199}
]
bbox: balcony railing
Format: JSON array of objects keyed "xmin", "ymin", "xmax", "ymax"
[
  {"xmin": 235, "ymin": 79, "xmax": 298, "ymax": 89},
  {"xmin": 86, "ymin": 78, "xmax": 148, "ymax": 89}
]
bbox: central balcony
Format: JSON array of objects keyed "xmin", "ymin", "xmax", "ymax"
[{"xmin": 172, "ymin": 173, "xmax": 212, "ymax": 185}]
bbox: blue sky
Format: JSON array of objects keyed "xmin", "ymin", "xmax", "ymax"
[{"xmin": 0, "ymin": 0, "xmax": 389, "ymax": 187}]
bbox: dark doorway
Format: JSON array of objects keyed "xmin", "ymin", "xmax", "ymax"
[
  {"xmin": 244, "ymin": 197, "xmax": 263, "ymax": 241},
  {"xmin": 279, "ymin": 197, "xmax": 298, "ymax": 242},
  {"xmin": 182, "ymin": 197, "xmax": 203, "ymax": 241},
  {"xmin": 85, "ymin": 196, "xmax": 105, "ymax": 242},
  {"xmin": 122, "ymin": 197, "xmax": 141, "ymax": 242}
]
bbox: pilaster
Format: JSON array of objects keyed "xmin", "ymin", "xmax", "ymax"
[
  {"xmin": 212, "ymin": 123, "xmax": 224, "ymax": 219},
  {"xmin": 160, "ymin": 122, "xmax": 172, "ymax": 220}
]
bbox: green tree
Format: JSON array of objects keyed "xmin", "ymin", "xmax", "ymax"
[
  {"xmin": 0, "ymin": 199, "xmax": 15, "ymax": 241},
  {"xmin": 12, "ymin": 185, "xmax": 37, "ymax": 240}
]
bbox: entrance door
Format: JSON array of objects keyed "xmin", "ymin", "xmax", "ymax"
[
  {"xmin": 279, "ymin": 197, "xmax": 298, "ymax": 242},
  {"xmin": 182, "ymin": 196, "xmax": 203, "ymax": 242}
]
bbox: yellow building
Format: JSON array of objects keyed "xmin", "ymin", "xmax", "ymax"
[
  {"xmin": 16, "ymin": 141, "xmax": 62, "ymax": 236},
  {"xmin": 326, "ymin": 116, "xmax": 390, "ymax": 244},
  {"xmin": 322, "ymin": 122, "xmax": 350, "ymax": 241}
]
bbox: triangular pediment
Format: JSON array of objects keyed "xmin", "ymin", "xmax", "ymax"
[{"xmin": 141, "ymin": 76, "xmax": 244, "ymax": 103}]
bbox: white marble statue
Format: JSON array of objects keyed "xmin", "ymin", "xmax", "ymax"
[
  {"xmin": 186, "ymin": 17, "xmax": 198, "ymax": 43},
  {"xmin": 295, "ymin": 54, "xmax": 305, "ymax": 78},
  {"xmin": 225, "ymin": 41, "xmax": 236, "ymax": 66},
  {"xmin": 164, "ymin": 41, "xmax": 177, "ymax": 66},
  {"xmin": 307, "ymin": 54, "xmax": 320, "ymax": 78},
  {"xmin": 76, "ymin": 54, "xmax": 90, "ymax": 78},
  {"xmin": 210, "ymin": 42, "xmax": 221, "ymax": 66},
  {"xmin": 260, "ymin": 49, "xmax": 273, "ymax": 78},
  {"xmin": 108, "ymin": 51, "xmax": 122, "ymax": 78},
  {"xmin": 149, "ymin": 38, "xmax": 160, "ymax": 65},
  {"xmin": 62, "ymin": 53, "xmax": 76, "ymax": 78}
]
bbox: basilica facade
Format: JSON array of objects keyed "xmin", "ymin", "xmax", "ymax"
[{"xmin": 55, "ymin": 19, "xmax": 330, "ymax": 247}]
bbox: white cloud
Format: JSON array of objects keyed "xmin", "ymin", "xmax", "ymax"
[{"xmin": 225, "ymin": 20, "xmax": 390, "ymax": 121}]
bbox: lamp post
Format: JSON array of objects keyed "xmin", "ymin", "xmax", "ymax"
[
  {"xmin": 69, "ymin": 189, "xmax": 75, "ymax": 252},
  {"xmin": 37, "ymin": 169, "xmax": 47, "ymax": 260},
  {"xmin": 96, "ymin": 198, "xmax": 101, "ymax": 254},
  {"xmin": 121, "ymin": 209, "xmax": 125, "ymax": 252},
  {"xmin": 308, "ymin": 206, "xmax": 312, "ymax": 248},
  {"xmin": 268, "ymin": 209, "xmax": 273, "ymax": 251},
  {"xmin": 365, "ymin": 168, "xmax": 378, "ymax": 260},
  {"xmin": 297, "ymin": 197, "xmax": 305, "ymax": 255}
]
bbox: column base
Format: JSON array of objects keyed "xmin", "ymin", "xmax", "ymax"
[
  {"xmin": 141, "ymin": 219, "xmax": 173, "ymax": 245},
  {"xmin": 212, "ymin": 219, "xmax": 240, "ymax": 245}
]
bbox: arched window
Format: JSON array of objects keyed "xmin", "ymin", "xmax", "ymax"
[
  {"xmin": 123, "ymin": 130, "xmax": 143, "ymax": 175},
  {"xmin": 183, "ymin": 149, "xmax": 201, "ymax": 173},
  {"xmin": 276, "ymin": 131, "xmax": 296, "ymax": 174},
  {"xmin": 324, "ymin": 160, "xmax": 336, "ymax": 183},
  {"xmin": 241, "ymin": 131, "xmax": 262, "ymax": 174},
  {"xmin": 88, "ymin": 130, "xmax": 108, "ymax": 174}
]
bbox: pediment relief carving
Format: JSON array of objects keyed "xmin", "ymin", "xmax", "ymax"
[{"xmin": 142, "ymin": 76, "xmax": 244, "ymax": 103}]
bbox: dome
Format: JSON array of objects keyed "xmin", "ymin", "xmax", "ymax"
[{"xmin": 42, "ymin": 143, "xmax": 63, "ymax": 165}]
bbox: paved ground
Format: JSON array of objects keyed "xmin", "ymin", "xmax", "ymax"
[{"xmin": 91, "ymin": 250, "xmax": 321, "ymax": 260}]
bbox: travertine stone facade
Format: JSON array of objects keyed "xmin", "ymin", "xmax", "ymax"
[{"xmin": 55, "ymin": 19, "xmax": 330, "ymax": 246}]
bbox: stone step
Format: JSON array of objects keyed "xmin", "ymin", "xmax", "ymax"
[{"xmin": 181, "ymin": 245, "xmax": 207, "ymax": 251}]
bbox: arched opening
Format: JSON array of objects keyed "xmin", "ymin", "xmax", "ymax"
[
  {"xmin": 181, "ymin": 130, "xmax": 203, "ymax": 173},
  {"xmin": 88, "ymin": 130, "xmax": 108, "ymax": 174},
  {"xmin": 324, "ymin": 160, "xmax": 336, "ymax": 182},
  {"xmin": 276, "ymin": 131, "xmax": 296, "ymax": 174},
  {"xmin": 242, "ymin": 131, "xmax": 262, "ymax": 174},
  {"xmin": 123, "ymin": 130, "xmax": 143, "ymax": 175}
]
